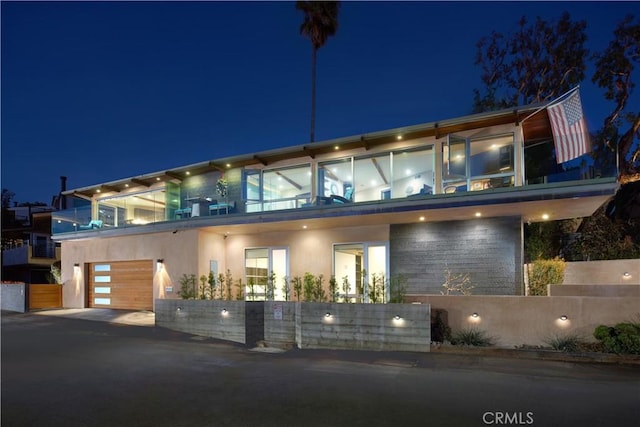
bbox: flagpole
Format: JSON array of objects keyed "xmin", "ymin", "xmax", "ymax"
[{"xmin": 519, "ymin": 86, "xmax": 580, "ymax": 125}]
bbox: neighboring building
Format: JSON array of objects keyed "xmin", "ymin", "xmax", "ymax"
[
  {"xmin": 2, "ymin": 206, "xmax": 61, "ymax": 284},
  {"xmin": 52, "ymin": 103, "xmax": 618, "ymax": 311}
]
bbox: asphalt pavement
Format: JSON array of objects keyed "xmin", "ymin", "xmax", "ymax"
[{"xmin": 2, "ymin": 310, "xmax": 639, "ymax": 427}]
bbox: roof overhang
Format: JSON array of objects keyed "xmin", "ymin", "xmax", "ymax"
[
  {"xmin": 53, "ymin": 178, "xmax": 617, "ymax": 241},
  {"xmin": 63, "ymin": 104, "xmax": 548, "ymax": 198}
]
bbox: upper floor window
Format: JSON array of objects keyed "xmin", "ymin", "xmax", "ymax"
[
  {"xmin": 244, "ymin": 164, "xmax": 311, "ymax": 212},
  {"xmin": 443, "ymin": 134, "xmax": 514, "ymax": 193}
]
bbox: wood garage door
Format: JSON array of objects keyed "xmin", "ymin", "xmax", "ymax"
[{"xmin": 88, "ymin": 260, "xmax": 153, "ymax": 311}]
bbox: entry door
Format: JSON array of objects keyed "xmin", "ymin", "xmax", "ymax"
[{"xmin": 88, "ymin": 260, "xmax": 153, "ymax": 310}]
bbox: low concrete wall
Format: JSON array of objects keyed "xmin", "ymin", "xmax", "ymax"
[
  {"xmin": 155, "ymin": 300, "xmax": 431, "ymax": 352},
  {"xmin": 155, "ymin": 299, "xmax": 246, "ymax": 344},
  {"xmin": 549, "ymin": 284, "xmax": 640, "ymax": 297},
  {"xmin": 264, "ymin": 301, "xmax": 297, "ymax": 349},
  {"xmin": 563, "ymin": 259, "xmax": 640, "ymax": 285},
  {"xmin": 1, "ymin": 283, "xmax": 26, "ymax": 313},
  {"xmin": 408, "ymin": 295, "xmax": 640, "ymax": 348},
  {"xmin": 297, "ymin": 303, "xmax": 430, "ymax": 352}
]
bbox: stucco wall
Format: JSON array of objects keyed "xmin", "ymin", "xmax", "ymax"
[
  {"xmin": 407, "ymin": 295, "xmax": 640, "ymax": 347},
  {"xmin": 563, "ymin": 259, "xmax": 640, "ymax": 285},
  {"xmin": 225, "ymin": 225, "xmax": 389, "ymax": 286},
  {"xmin": 1, "ymin": 283, "xmax": 26, "ymax": 313},
  {"xmin": 61, "ymin": 229, "xmax": 201, "ymax": 308},
  {"xmin": 548, "ymin": 284, "xmax": 640, "ymax": 297},
  {"xmin": 390, "ymin": 216, "xmax": 523, "ymax": 295}
]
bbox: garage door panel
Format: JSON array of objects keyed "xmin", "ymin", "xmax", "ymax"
[{"xmin": 88, "ymin": 260, "xmax": 153, "ymax": 311}]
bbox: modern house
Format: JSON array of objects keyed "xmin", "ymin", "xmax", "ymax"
[{"xmin": 52, "ymin": 102, "xmax": 618, "ymax": 311}]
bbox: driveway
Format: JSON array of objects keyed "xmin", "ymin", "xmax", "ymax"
[{"xmin": 2, "ymin": 311, "xmax": 639, "ymax": 427}]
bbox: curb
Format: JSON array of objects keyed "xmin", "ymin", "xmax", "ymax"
[{"xmin": 430, "ymin": 345, "xmax": 640, "ymax": 366}]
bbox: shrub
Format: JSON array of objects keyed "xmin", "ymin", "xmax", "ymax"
[
  {"xmin": 178, "ymin": 274, "xmax": 197, "ymax": 299},
  {"xmin": 388, "ymin": 274, "xmax": 408, "ymax": 303},
  {"xmin": 545, "ymin": 333, "xmax": 586, "ymax": 352},
  {"xmin": 303, "ymin": 272, "xmax": 315, "ymax": 302},
  {"xmin": 292, "ymin": 276, "xmax": 302, "ymax": 301},
  {"xmin": 594, "ymin": 322, "xmax": 640, "ymax": 354},
  {"xmin": 527, "ymin": 257, "xmax": 565, "ymax": 296},
  {"xmin": 451, "ymin": 328, "xmax": 495, "ymax": 347},
  {"xmin": 328, "ymin": 276, "xmax": 338, "ymax": 302}
]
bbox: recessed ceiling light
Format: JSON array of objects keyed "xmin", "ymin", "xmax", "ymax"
[
  {"xmin": 302, "ymin": 225, "xmax": 308, "ymax": 229},
  {"xmin": 156, "ymin": 177, "xmax": 161, "ymax": 181},
  {"xmin": 475, "ymin": 212, "xmax": 482, "ymax": 217},
  {"xmin": 397, "ymin": 135, "xmax": 402, "ymax": 140},
  {"xmin": 419, "ymin": 216, "xmax": 425, "ymax": 221},
  {"xmin": 226, "ymin": 163, "xmax": 231, "ymax": 168},
  {"xmin": 186, "ymin": 171, "xmax": 191, "ymax": 176},
  {"xmin": 334, "ymin": 145, "xmax": 340, "ymax": 150},
  {"xmin": 542, "ymin": 213, "xmax": 550, "ymax": 220},
  {"xmin": 125, "ymin": 184, "xmax": 129, "ymax": 188},
  {"xmin": 96, "ymin": 189, "xmax": 101, "ymax": 193}
]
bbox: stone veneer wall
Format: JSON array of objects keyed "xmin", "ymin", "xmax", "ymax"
[{"xmin": 390, "ymin": 216, "xmax": 523, "ymax": 295}]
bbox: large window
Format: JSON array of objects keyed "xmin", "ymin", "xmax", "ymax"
[
  {"xmin": 443, "ymin": 134, "xmax": 514, "ymax": 193},
  {"xmin": 97, "ymin": 187, "xmax": 174, "ymax": 227},
  {"xmin": 244, "ymin": 165, "xmax": 311, "ymax": 212},
  {"xmin": 319, "ymin": 158, "xmax": 353, "ymax": 202},
  {"xmin": 333, "ymin": 242, "xmax": 388, "ymax": 303},
  {"xmin": 245, "ymin": 247, "xmax": 289, "ymax": 301},
  {"xmin": 391, "ymin": 146, "xmax": 434, "ymax": 198}
]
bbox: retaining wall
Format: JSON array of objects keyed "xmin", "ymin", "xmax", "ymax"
[
  {"xmin": 548, "ymin": 284, "xmax": 640, "ymax": 297},
  {"xmin": 155, "ymin": 300, "xmax": 431, "ymax": 352},
  {"xmin": 407, "ymin": 295, "xmax": 640, "ymax": 348},
  {"xmin": 563, "ymin": 259, "xmax": 639, "ymax": 285},
  {"xmin": 155, "ymin": 299, "xmax": 246, "ymax": 344},
  {"xmin": 1, "ymin": 283, "xmax": 26, "ymax": 313}
]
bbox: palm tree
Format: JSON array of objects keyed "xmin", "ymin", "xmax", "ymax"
[{"xmin": 296, "ymin": 1, "xmax": 340, "ymax": 142}]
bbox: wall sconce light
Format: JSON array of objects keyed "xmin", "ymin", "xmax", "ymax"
[
  {"xmin": 471, "ymin": 312, "xmax": 479, "ymax": 318},
  {"xmin": 74, "ymin": 263, "xmax": 80, "ymax": 268},
  {"xmin": 623, "ymin": 272, "xmax": 631, "ymax": 279},
  {"xmin": 325, "ymin": 312, "xmax": 332, "ymax": 318},
  {"xmin": 393, "ymin": 315, "xmax": 402, "ymax": 320},
  {"xmin": 221, "ymin": 308, "xmax": 228, "ymax": 316},
  {"xmin": 560, "ymin": 315, "xmax": 568, "ymax": 321},
  {"xmin": 176, "ymin": 307, "xmax": 182, "ymax": 312},
  {"xmin": 156, "ymin": 259, "xmax": 164, "ymax": 271}
]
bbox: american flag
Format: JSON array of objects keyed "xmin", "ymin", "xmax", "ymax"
[{"xmin": 547, "ymin": 89, "xmax": 590, "ymax": 164}]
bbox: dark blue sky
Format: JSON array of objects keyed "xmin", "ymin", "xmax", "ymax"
[{"xmin": 2, "ymin": 1, "xmax": 636, "ymax": 204}]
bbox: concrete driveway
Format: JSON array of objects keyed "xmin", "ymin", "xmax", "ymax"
[
  {"xmin": 31, "ymin": 308, "xmax": 155, "ymax": 326},
  {"xmin": 2, "ymin": 311, "xmax": 639, "ymax": 427}
]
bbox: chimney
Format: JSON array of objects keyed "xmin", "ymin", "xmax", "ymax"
[{"xmin": 59, "ymin": 176, "xmax": 68, "ymax": 210}]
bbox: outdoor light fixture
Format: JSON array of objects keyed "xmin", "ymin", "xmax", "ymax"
[
  {"xmin": 394, "ymin": 315, "xmax": 402, "ymax": 320},
  {"xmin": 623, "ymin": 272, "xmax": 631, "ymax": 279},
  {"xmin": 177, "ymin": 307, "xmax": 182, "ymax": 312},
  {"xmin": 74, "ymin": 263, "xmax": 79, "ymax": 268},
  {"xmin": 221, "ymin": 308, "xmax": 228, "ymax": 316},
  {"xmin": 471, "ymin": 312, "xmax": 479, "ymax": 318},
  {"xmin": 325, "ymin": 312, "xmax": 332, "ymax": 318},
  {"xmin": 560, "ymin": 315, "xmax": 568, "ymax": 321},
  {"xmin": 156, "ymin": 259, "xmax": 164, "ymax": 271}
]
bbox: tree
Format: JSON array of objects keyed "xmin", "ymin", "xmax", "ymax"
[
  {"xmin": 473, "ymin": 12, "xmax": 588, "ymax": 112},
  {"xmin": 591, "ymin": 15, "xmax": 640, "ymax": 183},
  {"xmin": 296, "ymin": 1, "xmax": 340, "ymax": 143},
  {"xmin": 2, "ymin": 188, "xmax": 15, "ymax": 209}
]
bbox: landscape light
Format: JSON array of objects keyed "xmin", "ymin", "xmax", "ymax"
[
  {"xmin": 560, "ymin": 315, "xmax": 568, "ymax": 321},
  {"xmin": 471, "ymin": 312, "xmax": 479, "ymax": 318}
]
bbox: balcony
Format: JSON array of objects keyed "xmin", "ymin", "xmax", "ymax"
[{"xmin": 2, "ymin": 240, "xmax": 60, "ymax": 266}]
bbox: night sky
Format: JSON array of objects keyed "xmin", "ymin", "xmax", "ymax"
[{"xmin": 2, "ymin": 1, "xmax": 636, "ymax": 204}]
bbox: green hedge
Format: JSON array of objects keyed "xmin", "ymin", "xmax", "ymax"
[
  {"xmin": 594, "ymin": 322, "xmax": 640, "ymax": 355},
  {"xmin": 527, "ymin": 258, "xmax": 565, "ymax": 296}
]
